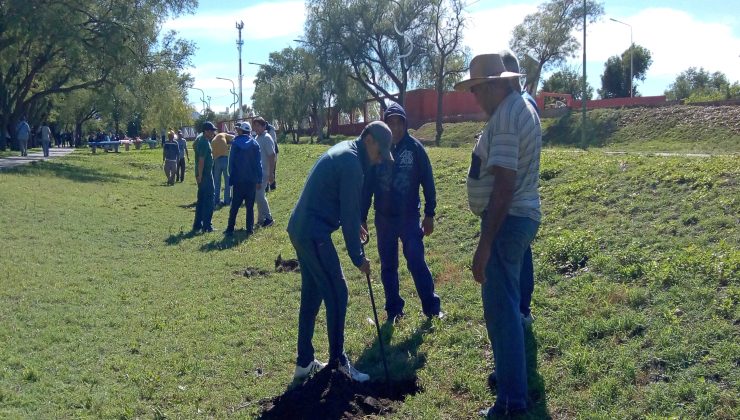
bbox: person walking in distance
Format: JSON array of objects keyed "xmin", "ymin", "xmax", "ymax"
[
  {"xmin": 176, "ymin": 130, "xmax": 189, "ymax": 182},
  {"xmin": 15, "ymin": 116, "xmax": 30, "ymax": 157},
  {"xmin": 162, "ymin": 131, "xmax": 180, "ymax": 186},
  {"xmin": 252, "ymin": 117, "xmax": 275, "ymax": 228}
]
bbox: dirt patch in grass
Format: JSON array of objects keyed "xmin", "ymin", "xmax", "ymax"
[
  {"xmin": 236, "ymin": 267, "xmax": 270, "ymax": 278},
  {"xmin": 259, "ymin": 367, "xmax": 420, "ymax": 419}
]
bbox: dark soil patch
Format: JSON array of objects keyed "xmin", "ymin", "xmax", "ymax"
[
  {"xmin": 236, "ymin": 267, "xmax": 270, "ymax": 278},
  {"xmin": 258, "ymin": 367, "xmax": 420, "ymax": 419}
]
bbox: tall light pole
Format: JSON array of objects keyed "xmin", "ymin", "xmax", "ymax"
[
  {"xmin": 216, "ymin": 77, "xmax": 238, "ymax": 117},
  {"xmin": 581, "ymin": 0, "xmax": 587, "ymax": 148},
  {"xmin": 610, "ymin": 17, "xmax": 633, "ymax": 97},
  {"xmin": 188, "ymin": 87, "xmax": 207, "ymax": 114},
  {"xmin": 236, "ymin": 21, "xmax": 244, "ymax": 119}
]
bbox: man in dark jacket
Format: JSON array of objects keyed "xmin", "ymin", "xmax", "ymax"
[
  {"xmin": 288, "ymin": 121, "xmax": 394, "ymax": 384},
  {"xmin": 361, "ymin": 102, "xmax": 442, "ymax": 322},
  {"xmin": 224, "ymin": 121, "xmax": 262, "ymax": 235}
]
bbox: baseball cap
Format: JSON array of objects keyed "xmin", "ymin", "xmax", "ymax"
[
  {"xmin": 202, "ymin": 121, "xmax": 217, "ymax": 132},
  {"xmin": 235, "ymin": 121, "xmax": 251, "ymax": 132},
  {"xmin": 362, "ymin": 121, "xmax": 394, "ymax": 163}
]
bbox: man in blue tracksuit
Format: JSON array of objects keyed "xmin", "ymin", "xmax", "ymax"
[
  {"xmin": 224, "ymin": 121, "xmax": 262, "ymax": 235},
  {"xmin": 288, "ymin": 121, "xmax": 394, "ymax": 384},
  {"xmin": 361, "ymin": 102, "xmax": 442, "ymax": 322}
]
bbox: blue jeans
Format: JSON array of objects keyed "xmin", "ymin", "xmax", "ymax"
[
  {"xmin": 291, "ymin": 235, "xmax": 349, "ymax": 367},
  {"xmin": 212, "ymin": 156, "xmax": 230, "ymax": 204},
  {"xmin": 193, "ymin": 176, "xmax": 214, "ymax": 230},
  {"xmin": 376, "ymin": 212, "xmax": 440, "ymax": 317},
  {"xmin": 481, "ymin": 215, "xmax": 539, "ymax": 413},
  {"xmin": 520, "ymin": 246, "xmax": 534, "ymax": 317}
]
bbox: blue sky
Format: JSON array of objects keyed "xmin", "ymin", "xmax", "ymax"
[{"xmin": 165, "ymin": 0, "xmax": 740, "ymax": 113}]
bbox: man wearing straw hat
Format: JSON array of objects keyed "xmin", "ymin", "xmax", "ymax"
[{"xmin": 455, "ymin": 53, "xmax": 542, "ymax": 417}]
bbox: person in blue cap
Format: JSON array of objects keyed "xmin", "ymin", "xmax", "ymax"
[
  {"xmin": 192, "ymin": 121, "xmax": 217, "ymax": 233},
  {"xmin": 224, "ymin": 121, "xmax": 262, "ymax": 235},
  {"xmin": 288, "ymin": 121, "xmax": 394, "ymax": 384},
  {"xmin": 361, "ymin": 102, "xmax": 442, "ymax": 323}
]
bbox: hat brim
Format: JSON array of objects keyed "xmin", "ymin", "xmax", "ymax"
[{"xmin": 454, "ymin": 72, "xmax": 523, "ymax": 92}]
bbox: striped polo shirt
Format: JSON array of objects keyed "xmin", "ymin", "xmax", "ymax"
[{"xmin": 466, "ymin": 90, "xmax": 542, "ymax": 222}]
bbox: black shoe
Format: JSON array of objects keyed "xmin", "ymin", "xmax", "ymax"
[
  {"xmin": 203, "ymin": 226, "xmax": 214, "ymax": 233},
  {"xmin": 270, "ymin": 182, "xmax": 276, "ymax": 190},
  {"xmin": 245, "ymin": 229, "xmax": 254, "ymax": 235},
  {"xmin": 261, "ymin": 218, "xmax": 274, "ymax": 228}
]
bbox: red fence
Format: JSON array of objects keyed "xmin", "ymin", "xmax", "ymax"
[{"xmin": 333, "ymin": 89, "xmax": 674, "ymax": 136}]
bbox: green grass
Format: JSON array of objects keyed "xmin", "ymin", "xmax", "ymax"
[
  {"xmin": 1, "ymin": 146, "xmax": 738, "ymax": 418},
  {"xmin": 410, "ymin": 107, "xmax": 740, "ymax": 154}
]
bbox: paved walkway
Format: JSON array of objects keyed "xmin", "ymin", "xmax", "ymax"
[{"xmin": 0, "ymin": 147, "xmax": 76, "ymax": 170}]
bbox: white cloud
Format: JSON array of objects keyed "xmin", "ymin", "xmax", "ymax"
[
  {"xmin": 465, "ymin": 4, "xmax": 538, "ymax": 56},
  {"xmin": 465, "ymin": 4, "xmax": 740, "ymax": 95},
  {"xmin": 164, "ymin": 1, "xmax": 306, "ymax": 43}
]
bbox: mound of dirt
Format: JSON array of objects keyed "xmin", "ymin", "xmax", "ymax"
[{"xmin": 259, "ymin": 367, "xmax": 420, "ymax": 419}]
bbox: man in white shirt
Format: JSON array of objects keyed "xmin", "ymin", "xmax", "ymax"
[
  {"xmin": 38, "ymin": 122, "xmax": 52, "ymax": 157},
  {"xmin": 455, "ymin": 53, "xmax": 542, "ymax": 417},
  {"xmin": 252, "ymin": 117, "xmax": 275, "ymax": 228}
]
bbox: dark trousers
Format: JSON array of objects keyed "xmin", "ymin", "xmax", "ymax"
[
  {"xmin": 376, "ymin": 212, "xmax": 440, "ymax": 317},
  {"xmin": 176, "ymin": 157, "xmax": 186, "ymax": 182},
  {"xmin": 291, "ymin": 235, "xmax": 349, "ymax": 367},
  {"xmin": 193, "ymin": 177, "xmax": 214, "ymax": 231},
  {"xmin": 227, "ymin": 182, "xmax": 256, "ymax": 232}
]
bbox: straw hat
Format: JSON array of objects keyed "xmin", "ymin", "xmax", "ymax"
[{"xmin": 454, "ymin": 53, "xmax": 523, "ymax": 92}]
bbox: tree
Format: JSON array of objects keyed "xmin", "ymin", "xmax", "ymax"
[
  {"xmin": 597, "ymin": 44, "xmax": 652, "ymax": 98},
  {"xmin": 665, "ymin": 67, "xmax": 740, "ymax": 102},
  {"xmin": 540, "ymin": 66, "xmax": 593, "ymax": 100},
  {"xmin": 424, "ymin": 0, "xmax": 469, "ymax": 146},
  {"xmin": 305, "ymin": 0, "xmax": 431, "ymax": 106},
  {"xmin": 0, "ymin": 0, "xmax": 196, "ymax": 150},
  {"xmin": 510, "ymin": 0, "xmax": 604, "ymax": 95}
]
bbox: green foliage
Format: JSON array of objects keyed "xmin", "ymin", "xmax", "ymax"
[
  {"xmin": 540, "ymin": 65, "xmax": 593, "ymax": 100},
  {"xmin": 510, "ymin": 0, "xmax": 604, "ymax": 94},
  {"xmin": 598, "ymin": 44, "xmax": 653, "ymax": 98},
  {"xmin": 665, "ymin": 67, "xmax": 740, "ymax": 102}
]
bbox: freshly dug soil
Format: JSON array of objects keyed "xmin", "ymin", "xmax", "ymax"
[{"xmin": 259, "ymin": 367, "xmax": 420, "ymax": 419}]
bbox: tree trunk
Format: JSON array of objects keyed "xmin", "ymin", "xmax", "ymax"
[{"xmin": 435, "ymin": 74, "xmax": 445, "ymax": 146}]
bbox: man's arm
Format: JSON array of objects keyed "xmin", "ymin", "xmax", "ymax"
[
  {"xmin": 196, "ymin": 157, "xmax": 204, "ymax": 185},
  {"xmin": 419, "ymin": 146, "xmax": 437, "ymax": 235},
  {"xmin": 340, "ymin": 163, "xmax": 368, "ymax": 271},
  {"xmin": 267, "ymin": 154, "xmax": 276, "ymax": 183},
  {"xmin": 471, "ymin": 165, "xmax": 516, "ymax": 284}
]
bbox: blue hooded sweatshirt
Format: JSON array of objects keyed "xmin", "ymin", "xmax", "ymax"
[
  {"xmin": 361, "ymin": 102, "xmax": 436, "ymax": 223},
  {"xmin": 228, "ymin": 134, "xmax": 262, "ymax": 186},
  {"xmin": 287, "ymin": 139, "xmax": 370, "ymax": 268}
]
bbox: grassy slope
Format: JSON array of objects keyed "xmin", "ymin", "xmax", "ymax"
[
  {"xmin": 411, "ymin": 107, "xmax": 740, "ymax": 154},
  {"xmin": 0, "ymin": 146, "xmax": 738, "ymax": 418}
]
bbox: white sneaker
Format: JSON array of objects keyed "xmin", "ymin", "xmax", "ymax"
[
  {"xmin": 338, "ymin": 361, "xmax": 370, "ymax": 383},
  {"xmin": 293, "ymin": 359, "xmax": 326, "ymax": 381}
]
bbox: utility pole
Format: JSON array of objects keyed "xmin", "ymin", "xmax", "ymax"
[
  {"xmin": 610, "ymin": 18, "xmax": 633, "ymax": 97},
  {"xmin": 236, "ymin": 21, "xmax": 244, "ymax": 119},
  {"xmin": 581, "ymin": 0, "xmax": 587, "ymax": 148}
]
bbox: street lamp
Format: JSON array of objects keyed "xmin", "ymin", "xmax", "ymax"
[
  {"xmin": 610, "ymin": 17, "xmax": 633, "ymax": 98},
  {"xmin": 236, "ymin": 21, "xmax": 245, "ymax": 119},
  {"xmin": 188, "ymin": 87, "xmax": 207, "ymax": 114},
  {"xmin": 216, "ymin": 77, "xmax": 238, "ymax": 117}
]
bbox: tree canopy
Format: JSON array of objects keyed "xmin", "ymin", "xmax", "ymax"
[
  {"xmin": 540, "ymin": 66, "xmax": 593, "ymax": 100},
  {"xmin": 664, "ymin": 67, "xmax": 740, "ymax": 103},
  {"xmin": 510, "ymin": 0, "xmax": 604, "ymax": 95},
  {"xmin": 597, "ymin": 44, "xmax": 652, "ymax": 98},
  {"xmin": 0, "ymin": 0, "xmax": 196, "ymax": 149}
]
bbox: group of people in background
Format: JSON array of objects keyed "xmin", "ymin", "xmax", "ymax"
[
  {"xmin": 13, "ymin": 117, "xmax": 79, "ymax": 157},
  {"xmin": 190, "ymin": 118, "xmax": 278, "ymax": 235}
]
